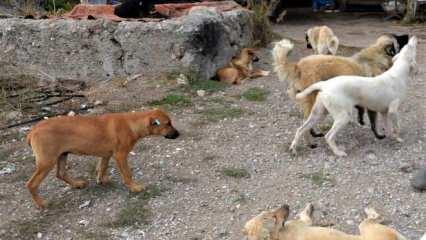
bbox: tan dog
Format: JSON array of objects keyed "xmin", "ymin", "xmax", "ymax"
[
  {"xmin": 26, "ymin": 109, "xmax": 179, "ymax": 209},
  {"xmin": 243, "ymin": 203, "xmax": 410, "ymax": 240},
  {"xmin": 272, "ymin": 35, "xmax": 403, "ymax": 141},
  {"xmin": 305, "ymin": 26, "xmax": 339, "ymax": 55},
  {"xmin": 216, "ymin": 48, "xmax": 270, "ymax": 84}
]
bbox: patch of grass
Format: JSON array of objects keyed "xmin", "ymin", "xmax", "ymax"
[
  {"xmin": 302, "ymin": 170, "xmax": 335, "ymax": 186},
  {"xmin": 242, "ymin": 87, "xmax": 269, "ymax": 101},
  {"xmin": 221, "ymin": 167, "xmax": 250, "ymax": 178},
  {"xmin": 199, "ymin": 106, "xmax": 244, "ymax": 122},
  {"xmin": 108, "ymin": 202, "xmax": 151, "ymax": 227},
  {"xmin": 81, "ymin": 230, "xmax": 111, "ymax": 240},
  {"xmin": 318, "ymin": 123, "xmax": 332, "ymax": 133},
  {"xmin": 165, "ymin": 175, "xmax": 197, "ymax": 184},
  {"xmin": 139, "ymin": 184, "xmax": 165, "ymax": 200},
  {"xmin": 148, "ymin": 94, "xmax": 192, "ymax": 108},
  {"xmin": 250, "ymin": 0, "xmax": 275, "ymax": 47},
  {"xmin": 43, "ymin": 0, "xmax": 79, "ymax": 12},
  {"xmin": 105, "ymin": 184, "xmax": 166, "ymax": 228}
]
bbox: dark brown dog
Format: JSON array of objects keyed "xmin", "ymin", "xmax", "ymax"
[
  {"xmin": 216, "ymin": 48, "xmax": 269, "ymax": 85},
  {"xmin": 26, "ymin": 109, "xmax": 179, "ymax": 209}
]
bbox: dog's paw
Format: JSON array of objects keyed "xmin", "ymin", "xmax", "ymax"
[
  {"xmin": 96, "ymin": 176, "xmax": 110, "ymax": 185},
  {"xmin": 289, "ymin": 144, "xmax": 298, "ymax": 155},
  {"xmin": 129, "ymin": 183, "xmax": 145, "ymax": 193},
  {"xmin": 35, "ymin": 198, "xmax": 48, "ymax": 210},
  {"xmin": 72, "ymin": 179, "xmax": 88, "ymax": 189}
]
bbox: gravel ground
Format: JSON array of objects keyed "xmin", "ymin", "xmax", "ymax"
[{"xmin": 0, "ymin": 12, "xmax": 425, "ymax": 240}]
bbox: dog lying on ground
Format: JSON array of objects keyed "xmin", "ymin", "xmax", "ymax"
[
  {"xmin": 243, "ymin": 203, "xmax": 410, "ymax": 240},
  {"xmin": 215, "ymin": 48, "xmax": 270, "ymax": 85},
  {"xmin": 26, "ymin": 109, "xmax": 179, "ymax": 209},
  {"xmin": 272, "ymin": 34, "xmax": 408, "ymax": 142},
  {"xmin": 290, "ymin": 36, "xmax": 417, "ymax": 157},
  {"xmin": 305, "ymin": 25, "xmax": 339, "ymax": 55}
]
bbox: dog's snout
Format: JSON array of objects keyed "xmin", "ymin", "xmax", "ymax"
[{"xmin": 165, "ymin": 129, "xmax": 180, "ymax": 139}]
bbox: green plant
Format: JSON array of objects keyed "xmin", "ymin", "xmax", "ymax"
[
  {"xmin": 250, "ymin": 0, "xmax": 275, "ymax": 47},
  {"xmin": 302, "ymin": 170, "xmax": 335, "ymax": 186},
  {"xmin": 105, "ymin": 184, "xmax": 166, "ymax": 228},
  {"xmin": 242, "ymin": 87, "xmax": 269, "ymax": 101},
  {"xmin": 148, "ymin": 94, "xmax": 192, "ymax": 108},
  {"xmin": 43, "ymin": 0, "xmax": 79, "ymax": 12},
  {"xmin": 221, "ymin": 167, "xmax": 250, "ymax": 178},
  {"xmin": 199, "ymin": 107, "xmax": 244, "ymax": 122}
]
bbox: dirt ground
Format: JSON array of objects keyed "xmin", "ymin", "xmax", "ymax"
[{"xmin": 0, "ymin": 12, "xmax": 425, "ymax": 240}]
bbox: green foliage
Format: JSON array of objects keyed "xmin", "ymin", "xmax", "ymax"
[
  {"xmin": 43, "ymin": 0, "xmax": 79, "ymax": 12},
  {"xmin": 221, "ymin": 167, "xmax": 250, "ymax": 178},
  {"xmin": 242, "ymin": 87, "xmax": 269, "ymax": 101}
]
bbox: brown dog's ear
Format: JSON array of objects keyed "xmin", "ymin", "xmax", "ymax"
[
  {"xmin": 385, "ymin": 44, "xmax": 396, "ymax": 57},
  {"xmin": 270, "ymin": 204, "xmax": 290, "ymax": 240},
  {"xmin": 273, "ymin": 204, "xmax": 290, "ymax": 227}
]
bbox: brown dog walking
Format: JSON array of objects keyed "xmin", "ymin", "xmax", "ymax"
[{"xmin": 26, "ymin": 109, "xmax": 179, "ymax": 209}]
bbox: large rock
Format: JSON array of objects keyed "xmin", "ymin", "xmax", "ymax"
[
  {"xmin": 411, "ymin": 167, "xmax": 426, "ymax": 191},
  {"xmin": 0, "ymin": 7, "xmax": 253, "ymax": 83}
]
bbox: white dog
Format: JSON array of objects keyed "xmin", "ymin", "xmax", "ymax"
[
  {"xmin": 290, "ymin": 36, "xmax": 417, "ymax": 157},
  {"xmin": 306, "ymin": 26, "xmax": 339, "ymax": 55}
]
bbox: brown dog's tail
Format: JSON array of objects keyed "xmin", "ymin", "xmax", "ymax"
[{"xmin": 272, "ymin": 39, "xmax": 296, "ymax": 82}]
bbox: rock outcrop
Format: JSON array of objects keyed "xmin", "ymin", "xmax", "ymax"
[{"xmin": 0, "ymin": 7, "xmax": 253, "ymax": 83}]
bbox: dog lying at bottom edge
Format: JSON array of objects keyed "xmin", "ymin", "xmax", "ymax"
[
  {"xmin": 289, "ymin": 36, "xmax": 417, "ymax": 157},
  {"xmin": 243, "ymin": 203, "xmax": 411, "ymax": 240},
  {"xmin": 214, "ymin": 48, "xmax": 270, "ymax": 85},
  {"xmin": 26, "ymin": 109, "xmax": 179, "ymax": 209}
]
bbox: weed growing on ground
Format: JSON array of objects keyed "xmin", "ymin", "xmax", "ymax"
[{"xmin": 242, "ymin": 87, "xmax": 269, "ymax": 101}]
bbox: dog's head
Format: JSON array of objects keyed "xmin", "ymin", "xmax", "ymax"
[
  {"xmin": 242, "ymin": 205, "xmax": 290, "ymax": 240},
  {"xmin": 146, "ymin": 109, "xmax": 180, "ymax": 139},
  {"xmin": 241, "ymin": 48, "xmax": 260, "ymax": 62},
  {"xmin": 376, "ymin": 35, "xmax": 399, "ymax": 57}
]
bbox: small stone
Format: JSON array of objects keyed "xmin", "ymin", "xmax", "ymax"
[
  {"xmin": 0, "ymin": 164, "xmax": 16, "ymax": 176},
  {"xmin": 78, "ymin": 219, "xmax": 89, "ymax": 226},
  {"xmin": 197, "ymin": 90, "xmax": 206, "ymax": 97},
  {"xmin": 78, "ymin": 200, "xmax": 91, "ymax": 209},
  {"xmin": 411, "ymin": 167, "xmax": 426, "ymax": 191},
  {"xmin": 80, "ymin": 104, "xmax": 89, "ymax": 110},
  {"xmin": 67, "ymin": 111, "xmax": 76, "ymax": 116},
  {"xmin": 5, "ymin": 111, "xmax": 22, "ymax": 121},
  {"xmin": 176, "ymin": 74, "xmax": 188, "ymax": 85},
  {"xmin": 367, "ymin": 153, "xmax": 377, "ymax": 160},
  {"xmin": 94, "ymin": 100, "xmax": 104, "ymax": 106},
  {"xmin": 37, "ymin": 232, "xmax": 42, "ymax": 239}
]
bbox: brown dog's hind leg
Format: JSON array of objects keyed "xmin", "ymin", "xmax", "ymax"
[
  {"xmin": 96, "ymin": 156, "xmax": 111, "ymax": 185},
  {"xmin": 56, "ymin": 153, "xmax": 88, "ymax": 189},
  {"xmin": 26, "ymin": 157, "xmax": 57, "ymax": 209},
  {"xmin": 114, "ymin": 151, "xmax": 144, "ymax": 192}
]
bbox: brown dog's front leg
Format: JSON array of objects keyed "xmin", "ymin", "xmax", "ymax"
[{"xmin": 114, "ymin": 151, "xmax": 144, "ymax": 192}]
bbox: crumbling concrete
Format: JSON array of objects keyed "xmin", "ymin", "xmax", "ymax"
[{"xmin": 0, "ymin": 7, "xmax": 253, "ymax": 83}]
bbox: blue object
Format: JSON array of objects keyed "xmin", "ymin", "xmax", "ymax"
[
  {"xmin": 88, "ymin": 0, "xmax": 107, "ymax": 4},
  {"xmin": 312, "ymin": 0, "xmax": 335, "ymax": 11}
]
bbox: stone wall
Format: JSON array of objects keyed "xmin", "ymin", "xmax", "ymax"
[{"xmin": 0, "ymin": 7, "xmax": 253, "ymax": 83}]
